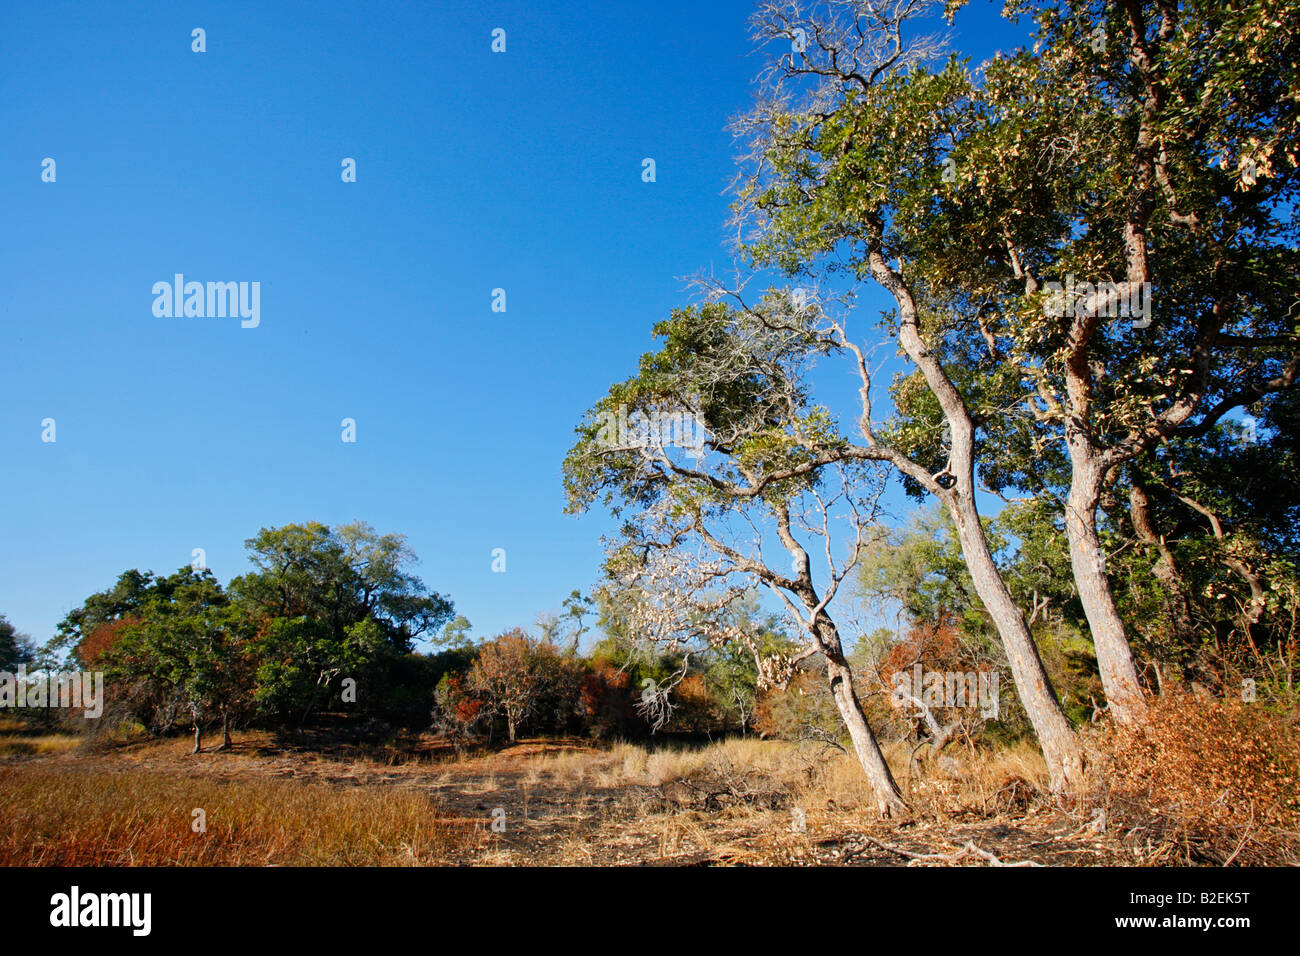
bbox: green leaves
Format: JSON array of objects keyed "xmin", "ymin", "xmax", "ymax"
[
  {"xmin": 234, "ymin": 520, "xmax": 453, "ymax": 652},
  {"xmin": 563, "ymin": 298, "xmax": 841, "ymax": 519}
]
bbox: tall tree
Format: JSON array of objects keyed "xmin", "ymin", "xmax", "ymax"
[
  {"xmin": 734, "ymin": 0, "xmax": 1299, "ymax": 731},
  {"xmin": 565, "ymin": 300, "xmax": 908, "ymax": 814},
  {"xmin": 233, "ymin": 521, "xmax": 454, "ymax": 652},
  {"xmin": 944, "ymin": 0, "xmax": 1300, "ymax": 721},
  {"xmin": 732, "ymin": 0, "xmax": 1086, "ymax": 788}
]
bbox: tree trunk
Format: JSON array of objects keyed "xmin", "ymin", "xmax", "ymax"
[
  {"xmin": 191, "ymin": 722, "xmax": 202, "ymax": 755},
  {"xmin": 947, "ymin": 493, "xmax": 1085, "ymax": 792},
  {"xmin": 864, "ymin": 246, "xmax": 1083, "ymax": 792},
  {"xmin": 1129, "ymin": 477, "xmax": 1196, "ymax": 645},
  {"xmin": 1065, "ymin": 457, "xmax": 1146, "ymax": 724},
  {"xmin": 507, "ymin": 714, "xmax": 517, "ymax": 743},
  {"xmin": 814, "ymin": 619, "xmax": 906, "ymax": 816},
  {"xmin": 217, "ymin": 708, "xmax": 232, "ymax": 751}
]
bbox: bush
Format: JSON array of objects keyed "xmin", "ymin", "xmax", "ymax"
[{"xmin": 1101, "ymin": 692, "xmax": 1300, "ymax": 865}]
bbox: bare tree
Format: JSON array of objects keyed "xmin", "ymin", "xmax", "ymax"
[
  {"xmin": 606, "ymin": 458, "xmax": 906, "ymax": 815},
  {"xmin": 467, "ymin": 628, "xmax": 557, "ymax": 744}
]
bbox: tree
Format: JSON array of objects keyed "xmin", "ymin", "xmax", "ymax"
[
  {"xmin": 232, "ymin": 521, "xmax": 454, "ymax": 653},
  {"xmin": 46, "ymin": 569, "xmax": 160, "ymax": 667},
  {"xmin": 564, "ymin": 300, "xmax": 907, "ymax": 814},
  {"xmin": 233, "ymin": 521, "xmax": 455, "ymax": 727},
  {"xmin": 739, "ymin": 0, "xmax": 1300, "ymax": 729},
  {"xmin": 252, "ymin": 615, "xmax": 385, "ymax": 730},
  {"xmin": 932, "ymin": 0, "xmax": 1300, "ymax": 722},
  {"xmin": 98, "ymin": 568, "xmax": 255, "ymax": 751},
  {"xmin": 467, "ymin": 629, "xmax": 559, "ymax": 743},
  {"xmin": 432, "ymin": 672, "xmax": 486, "ymax": 749},
  {"xmin": 0, "ymin": 615, "xmax": 35, "ymax": 671},
  {"xmin": 731, "ymin": 0, "xmax": 1086, "ymax": 789},
  {"xmin": 1119, "ymin": 407, "xmax": 1300, "ymax": 696},
  {"xmin": 439, "ymin": 614, "xmax": 474, "ymax": 649}
]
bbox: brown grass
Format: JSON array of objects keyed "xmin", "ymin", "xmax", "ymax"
[
  {"xmin": 0, "ymin": 765, "xmax": 482, "ymax": 866},
  {"xmin": 0, "ymin": 734, "xmax": 82, "ymax": 757},
  {"xmin": 9, "ymin": 714, "xmax": 1291, "ymax": 866}
]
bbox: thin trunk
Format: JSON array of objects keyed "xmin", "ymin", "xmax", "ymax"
[
  {"xmin": 815, "ymin": 619, "xmax": 906, "ymax": 816},
  {"xmin": 191, "ymin": 722, "xmax": 202, "ymax": 755},
  {"xmin": 948, "ymin": 493, "xmax": 1085, "ymax": 791},
  {"xmin": 1065, "ymin": 454, "xmax": 1146, "ymax": 724},
  {"xmin": 1224, "ymin": 557, "xmax": 1267, "ymax": 641},
  {"xmin": 1129, "ymin": 476, "xmax": 1196, "ymax": 643},
  {"xmin": 863, "ymin": 242, "xmax": 1083, "ymax": 793},
  {"xmin": 217, "ymin": 707, "xmax": 232, "ymax": 751},
  {"xmin": 1175, "ymin": 491, "xmax": 1268, "ymax": 651},
  {"xmin": 770, "ymin": 499, "xmax": 905, "ymax": 816}
]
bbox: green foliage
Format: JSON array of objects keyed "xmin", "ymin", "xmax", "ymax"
[
  {"xmin": 232, "ymin": 521, "xmax": 453, "ymax": 653},
  {"xmin": 0, "ymin": 615, "xmax": 35, "ymax": 671},
  {"xmin": 95, "ymin": 567, "xmax": 255, "ymax": 735}
]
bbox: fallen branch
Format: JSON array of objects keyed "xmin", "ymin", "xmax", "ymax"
[{"xmin": 860, "ymin": 835, "xmax": 1043, "ymax": 867}]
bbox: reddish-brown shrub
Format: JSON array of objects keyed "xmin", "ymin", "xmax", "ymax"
[{"xmin": 1101, "ymin": 691, "xmax": 1300, "ymax": 865}]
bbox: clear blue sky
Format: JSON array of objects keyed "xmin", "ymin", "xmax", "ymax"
[{"xmin": 1, "ymin": 1, "xmax": 1024, "ymax": 650}]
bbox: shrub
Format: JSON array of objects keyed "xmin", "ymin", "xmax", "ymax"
[{"xmin": 1101, "ymin": 692, "xmax": 1300, "ymax": 865}]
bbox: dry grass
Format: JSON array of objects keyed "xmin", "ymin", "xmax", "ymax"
[
  {"xmin": 6, "ymin": 714, "xmax": 1288, "ymax": 866},
  {"xmin": 0, "ymin": 765, "xmax": 482, "ymax": 866},
  {"xmin": 0, "ymin": 714, "xmax": 84, "ymax": 757},
  {"xmin": 585, "ymin": 737, "xmax": 1051, "ymax": 818},
  {"xmin": 0, "ymin": 734, "xmax": 82, "ymax": 757}
]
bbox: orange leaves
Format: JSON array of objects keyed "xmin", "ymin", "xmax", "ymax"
[{"xmin": 76, "ymin": 616, "xmax": 137, "ymax": 668}]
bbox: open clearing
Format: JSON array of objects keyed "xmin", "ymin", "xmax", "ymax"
[{"xmin": 0, "ymin": 729, "xmax": 1134, "ymax": 866}]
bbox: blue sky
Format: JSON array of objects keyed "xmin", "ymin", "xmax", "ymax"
[{"xmin": 1, "ymin": 1, "xmax": 1026, "ymax": 650}]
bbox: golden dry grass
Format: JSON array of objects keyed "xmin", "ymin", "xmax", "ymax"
[
  {"xmin": 0, "ymin": 764, "xmax": 482, "ymax": 866},
  {"xmin": 5, "ymin": 717, "xmax": 1286, "ymax": 866},
  {"xmin": 0, "ymin": 734, "xmax": 82, "ymax": 757}
]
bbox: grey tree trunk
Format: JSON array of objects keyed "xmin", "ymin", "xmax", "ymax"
[
  {"xmin": 1064, "ymin": 451, "xmax": 1145, "ymax": 724},
  {"xmin": 814, "ymin": 619, "xmax": 906, "ymax": 816},
  {"xmin": 946, "ymin": 493, "xmax": 1084, "ymax": 791},
  {"xmin": 865, "ymin": 245, "xmax": 1084, "ymax": 793}
]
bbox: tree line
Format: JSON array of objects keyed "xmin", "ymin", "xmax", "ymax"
[{"xmin": 7, "ymin": 521, "xmax": 814, "ymax": 749}]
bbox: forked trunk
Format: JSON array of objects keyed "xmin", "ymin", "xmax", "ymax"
[{"xmin": 1129, "ymin": 479, "xmax": 1196, "ymax": 646}]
